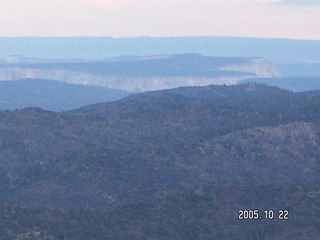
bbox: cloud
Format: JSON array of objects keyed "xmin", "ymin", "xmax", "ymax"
[
  {"xmin": 252, "ymin": 0, "xmax": 320, "ymax": 6},
  {"xmin": 274, "ymin": 0, "xmax": 320, "ymax": 6},
  {"xmin": 0, "ymin": 0, "xmax": 318, "ymax": 39},
  {"xmin": 252, "ymin": 0, "xmax": 282, "ymax": 4}
]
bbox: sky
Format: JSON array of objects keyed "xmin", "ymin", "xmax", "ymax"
[{"xmin": 0, "ymin": 0, "xmax": 319, "ymax": 40}]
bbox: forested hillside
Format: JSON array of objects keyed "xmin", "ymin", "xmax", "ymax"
[{"xmin": 1, "ymin": 83, "xmax": 320, "ymax": 239}]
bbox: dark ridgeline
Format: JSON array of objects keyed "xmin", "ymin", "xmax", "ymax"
[
  {"xmin": 0, "ymin": 79, "xmax": 132, "ymax": 112},
  {"xmin": 241, "ymin": 77, "xmax": 320, "ymax": 92},
  {"xmin": 1, "ymin": 83, "xmax": 320, "ymax": 239}
]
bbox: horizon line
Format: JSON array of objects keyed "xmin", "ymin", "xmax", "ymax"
[{"xmin": 0, "ymin": 35, "xmax": 318, "ymax": 41}]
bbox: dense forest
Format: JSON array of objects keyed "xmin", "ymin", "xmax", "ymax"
[{"xmin": 1, "ymin": 83, "xmax": 320, "ymax": 239}]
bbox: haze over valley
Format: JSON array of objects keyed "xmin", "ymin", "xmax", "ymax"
[{"xmin": 0, "ymin": 53, "xmax": 279, "ymax": 92}]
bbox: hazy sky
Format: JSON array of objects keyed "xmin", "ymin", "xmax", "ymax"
[{"xmin": 0, "ymin": 0, "xmax": 319, "ymax": 40}]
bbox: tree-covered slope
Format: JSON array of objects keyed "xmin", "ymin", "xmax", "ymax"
[
  {"xmin": 1, "ymin": 83, "xmax": 320, "ymax": 239},
  {"xmin": 2, "ymin": 183, "xmax": 320, "ymax": 240},
  {"xmin": 241, "ymin": 77, "xmax": 320, "ymax": 92},
  {"xmin": 0, "ymin": 83, "xmax": 320, "ymax": 208}
]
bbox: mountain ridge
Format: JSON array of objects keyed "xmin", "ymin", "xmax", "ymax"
[
  {"xmin": 0, "ymin": 54, "xmax": 279, "ymax": 92},
  {"xmin": 1, "ymin": 83, "xmax": 320, "ymax": 239},
  {"xmin": 1, "ymin": 83, "xmax": 320, "ymax": 209},
  {"xmin": 0, "ymin": 78, "xmax": 132, "ymax": 111},
  {"xmin": 0, "ymin": 37, "xmax": 319, "ymax": 64}
]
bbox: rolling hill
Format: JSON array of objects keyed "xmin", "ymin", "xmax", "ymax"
[
  {"xmin": 1, "ymin": 83, "xmax": 320, "ymax": 239},
  {"xmin": 0, "ymin": 79, "xmax": 132, "ymax": 111}
]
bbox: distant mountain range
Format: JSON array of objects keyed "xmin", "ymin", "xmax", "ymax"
[
  {"xmin": 276, "ymin": 63, "xmax": 320, "ymax": 78},
  {"xmin": 1, "ymin": 37, "xmax": 319, "ymax": 82},
  {"xmin": 0, "ymin": 79, "xmax": 132, "ymax": 111},
  {"xmin": 0, "ymin": 37, "xmax": 319, "ymax": 64},
  {"xmin": 0, "ymin": 54, "xmax": 279, "ymax": 92}
]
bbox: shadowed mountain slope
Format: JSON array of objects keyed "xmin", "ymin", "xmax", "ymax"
[
  {"xmin": 1, "ymin": 83, "xmax": 320, "ymax": 239},
  {"xmin": 1, "ymin": 83, "xmax": 320, "ymax": 208},
  {"xmin": 0, "ymin": 79, "xmax": 132, "ymax": 111}
]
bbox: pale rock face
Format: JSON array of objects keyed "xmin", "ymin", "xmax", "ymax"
[
  {"xmin": 219, "ymin": 58, "xmax": 280, "ymax": 78},
  {"xmin": 0, "ymin": 57, "xmax": 279, "ymax": 92},
  {"xmin": 1, "ymin": 55, "xmax": 24, "ymax": 64}
]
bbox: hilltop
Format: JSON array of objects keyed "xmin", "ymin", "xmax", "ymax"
[{"xmin": 1, "ymin": 83, "xmax": 320, "ymax": 239}]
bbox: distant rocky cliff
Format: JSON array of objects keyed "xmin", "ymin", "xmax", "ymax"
[{"xmin": 0, "ymin": 54, "xmax": 279, "ymax": 92}]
